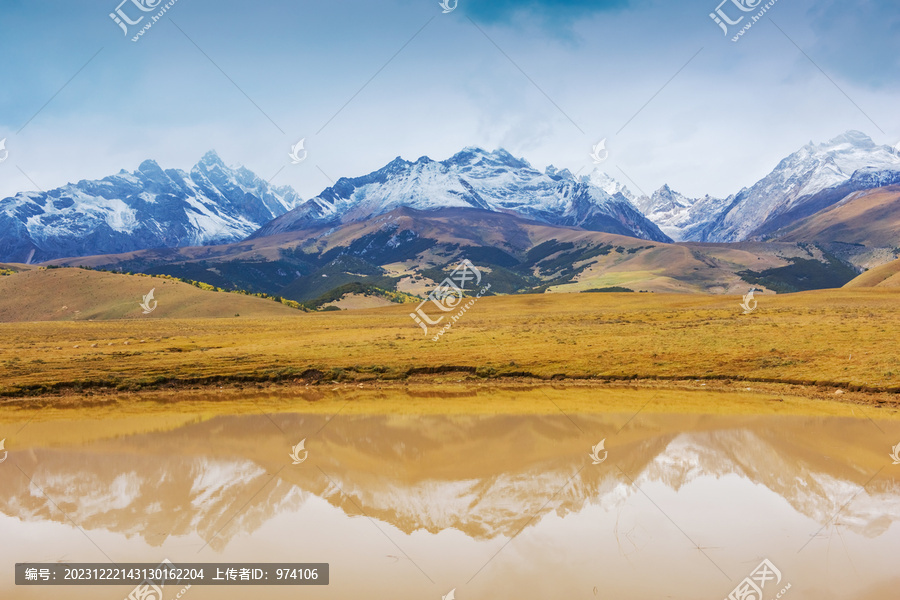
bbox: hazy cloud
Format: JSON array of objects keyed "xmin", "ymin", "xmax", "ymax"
[{"xmin": 805, "ymin": 0, "xmax": 900, "ymax": 89}]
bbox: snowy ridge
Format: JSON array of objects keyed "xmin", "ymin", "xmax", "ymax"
[
  {"xmin": 252, "ymin": 148, "xmax": 671, "ymax": 242},
  {"xmin": 691, "ymin": 131, "xmax": 900, "ymax": 242},
  {"xmin": 2, "ymin": 132, "xmax": 895, "ymax": 261},
  {"xmin": 597, "ymin": 131, "xmax": 900, "ymax": 242},
  {"xmin": 0, "ymin": 151, "xmax": 301, "ymax": 263},
  {"xmin": 586, "ymin": 170, "xmax": 638, "ymax": 203},
  {"xmin": 632, "ymin": 184, "xmax": 725, "ymax": 241}
]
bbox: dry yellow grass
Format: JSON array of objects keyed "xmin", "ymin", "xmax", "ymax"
[
  {"xmin": 1, "ymin": 286, "xmax": 899, "ymax": 398},
  {"xmin": 323, "ymin": 292, "xmax": 396, "ymax": 310},
  {"xmin": 0, "ymin": 267, "xmax": 299, "ymax": 321},
  {"xmin": 0, "ymin": 262, "xmax": 37, "ymax": 272},
  {"xmin": 845, "ymin": 257, "xmax": 900, "ymax": 288}
]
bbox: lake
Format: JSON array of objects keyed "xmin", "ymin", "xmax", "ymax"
[{"xmin": 1, "ymin": 386, "xmax": 898, "ymax": 599}]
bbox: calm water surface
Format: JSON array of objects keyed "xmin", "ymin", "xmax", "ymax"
[{"xmin": 1, "ymin": 388, "xmax": 899, "ymax": 599}]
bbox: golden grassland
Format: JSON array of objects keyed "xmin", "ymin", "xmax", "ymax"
[
  {"xmin": 1, "ymin": 287, "xmax": 899, "ymax": 404},
  {"xmin": 0, "ymin": 267, "xmax": 301, "ymax": 322},
  {"xmin": 846, "ymin": 257, "xmax": 900, "ymax": 288}
]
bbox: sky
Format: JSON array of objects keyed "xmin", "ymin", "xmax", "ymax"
[{"xmin": 1, "ymin": 0, "xmax": 898, "ymax": 202}]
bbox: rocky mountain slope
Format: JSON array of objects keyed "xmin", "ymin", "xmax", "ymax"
[
  {"xmin": 47, "ymin": 206, "xmax": 866, "ymax": 303},
  {"xmin": 252, "ymin": 147, "xmax": 671, "ymax": 243},
  {"xmin": 632, "ymin": 131, "xmax": 900, "ymax": 242},
  {"xmin": 0, "ymin": 151, "xmax": 301, "ymax": 263}
]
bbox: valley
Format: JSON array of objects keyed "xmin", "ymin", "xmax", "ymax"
[{"xmin": 40, "ymin": 205, "xmax": 890, "ymax": 302}]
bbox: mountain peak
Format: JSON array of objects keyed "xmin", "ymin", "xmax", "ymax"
[
  {"xmin": 586, "ymin": 170, "xmax": 637, "ymax": 202},
  {"xmin": 137, "ymin": 159, "xmax": 165, "ymax": 177},
  {"xmin": 446, "ymin": 147, "xmax": 529, "ymax": 169},
  {"xmin": 0, "ymin": 151, "xmax": 300, "ymax": 263},
  {"xmin": 199, "ymin": 150, "xmax": 225, "ymax": 167},
  {"xmin": 488, "ymin": 148, "xmax": 529, "ymax": 168},
  {"xmin": 489, "ymin": 148, "xmax": 517, "ymax": 160},
  {"xmin": 460, "ymin": 145, "xmax": 490, "ymax": 154},
  {"xmin": 383, "ymin": 156, "xmax": 412, "ymax": 172},
  {"xmin": 253, "ymin": 146, "xmax": 670, "ymax": 242},
  {"xmin": 447, "ymin": 147, "xmax": 491, "ymax": 165},
  {"xmin": 545, "ymin": 165, "xmax": 575, "ymax": 181},
  {"xmin": 822, "ymin": 130, "xmax": 875, "ymax": 149},
  {"xmin": 695, "ymin": 130, "xmax": 896, "ymax": 243}
]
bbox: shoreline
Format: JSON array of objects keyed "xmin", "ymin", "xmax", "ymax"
[{"xmin": 1, "ymin": 375, "xmax": 898, "ymax": 412}]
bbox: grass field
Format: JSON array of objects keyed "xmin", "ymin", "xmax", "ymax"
[
  {"xmin": 846, "ymin": 257, "xmax": 900, "ymax": 288},
  {"xmin": 0, "ymin": 267, "xmax": 300, "ymax": 321},
  {"xmin": 1, "ymin": 287, "xmax": 899, "ymax": 401}
]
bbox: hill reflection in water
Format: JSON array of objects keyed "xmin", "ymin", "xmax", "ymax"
[{"xmin": 1, "ymin": 389, "xmax": 898, "ymax": 599}]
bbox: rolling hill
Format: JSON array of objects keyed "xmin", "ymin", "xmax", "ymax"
[
  {"xmin": 770, "ymin": 185, "xmax": 900, "ymax": 248},
  {"xmin": 844, "ymin": 257, "xmax": 900, "ymax": 288},
  {"xmin": 0, "ymin": 263, "xmax": 36, "ymax": 274},
  {"xmin": 0, "ymin": 268, "xmax": 303, "ymax": 322}
]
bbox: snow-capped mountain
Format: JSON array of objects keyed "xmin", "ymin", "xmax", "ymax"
[
  {"xmin": 585, "ymin": 170, "xmax": 639, "ymax": 203},
  {"xmin": 251, "ymin": 148, "xmax": 671, "ymax": 242},
  {"xmin": 632, "ymin": 184, "xmax": 725, "ymax": 241},
  {"xmin": 0, "ymin": 151, "xmax": 301, "ymax": 263},
  {"xmin": 609, "ymin": 131, "xmax": 900, "ymax": 242},
  {"xmin": 691, "ymin": 131, "xmax": 900, "ymax": 242},
  {"xmin": 3, "ymin": 132, "xmax": 893, "ymax": 264}
]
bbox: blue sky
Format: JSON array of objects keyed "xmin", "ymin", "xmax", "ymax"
[{"xmin": 1, "ymin": 0, "xmax": 898, "ymax": 201}]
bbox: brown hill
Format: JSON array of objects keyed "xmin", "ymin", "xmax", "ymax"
[
  {"xmin": 44, "ymin": 207, "xmax": 863, "ymax": 296},
  {"xmin": 771, "ymin": 185, "xmax": 900, "ymax": 247},
  {"xmin": 0, "ymin": 263, "xmax": 37, "ymax": 273},
  {"xmin": 0, "ymin": 268, "xmax": 302, "ymax": 322},
  {"xmin": 844, "ymin": 257, "xmax": 900, "ymax": 288}
]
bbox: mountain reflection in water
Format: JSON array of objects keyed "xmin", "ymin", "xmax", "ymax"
[{"xmin": 1, "ymin": 392, "xmax": 898, "ymax": 599}]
